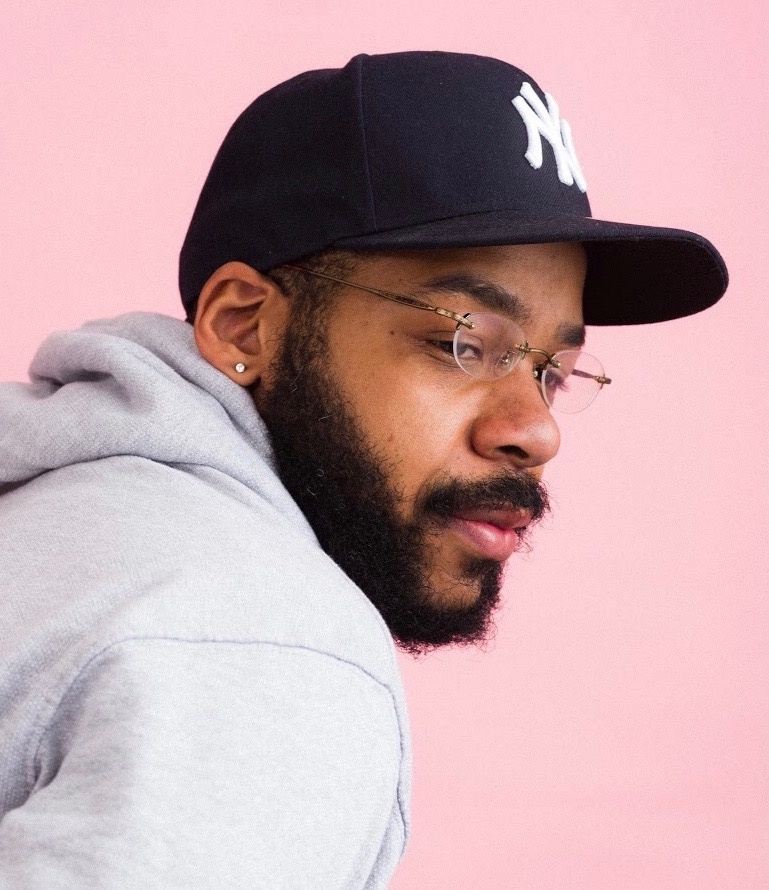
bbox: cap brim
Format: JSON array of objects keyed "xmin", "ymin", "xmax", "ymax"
[{"xmin": 333, "ymin": 210, "xmax": 728, "ymax": 326}]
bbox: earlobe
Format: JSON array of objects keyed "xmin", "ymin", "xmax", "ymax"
[{"xmin": 193, "ymin": 262, "xmax": 289, "ymax": 386}]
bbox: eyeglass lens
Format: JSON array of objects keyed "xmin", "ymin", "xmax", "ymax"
[{"xmin": 453, "ymin": 314, "xmax": 607, "ymax": 413}]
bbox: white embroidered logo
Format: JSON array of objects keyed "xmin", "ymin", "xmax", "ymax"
[{"xmin": 511, "ymin": 82, "xmax": 587, "ymax": 193}]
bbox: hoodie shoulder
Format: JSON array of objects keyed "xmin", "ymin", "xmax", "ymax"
[{"xmin": 0, "ymin": 454, "xmax": 394, "ymax": 666}]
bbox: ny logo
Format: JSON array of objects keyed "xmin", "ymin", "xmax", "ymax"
[{"xmin": 511, "ymin": 82, "xmax": 587, "ymax": 193}]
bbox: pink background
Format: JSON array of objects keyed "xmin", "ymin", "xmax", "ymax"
[{"xmin": 2, "ymin": 1, "xmax": 766, "ymax": 887}]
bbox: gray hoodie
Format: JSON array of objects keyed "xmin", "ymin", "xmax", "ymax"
[{"xmin": 0, "ymin": 312, "xmax": 411, "ymax": 889}]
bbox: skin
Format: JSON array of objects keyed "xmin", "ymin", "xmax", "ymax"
[{"xmin": 194, "ymin": 242, "xmax": 587, "ymax": 610}]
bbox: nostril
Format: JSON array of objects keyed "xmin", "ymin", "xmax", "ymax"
[{"xmin": 498, "ymin": 444, "xmax": 529, "ymax": 461}]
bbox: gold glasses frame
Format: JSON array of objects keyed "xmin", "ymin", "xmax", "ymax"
[{"xmin": 279, "ymin": 264, "xmax": 611, "ymax": 390}]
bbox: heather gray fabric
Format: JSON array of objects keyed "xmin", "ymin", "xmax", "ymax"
[{"xmin": 0, "ymin": 312, "xmax": 411, "ymax": 888}]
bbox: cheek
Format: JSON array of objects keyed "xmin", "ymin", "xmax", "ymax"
[
  {"xmin": 324, "ymin": 304, "xmax": 480, "ymax": 506},
  {"xmin": 341, "ymin": 357, "xmax": 473, "ymax": 503}
]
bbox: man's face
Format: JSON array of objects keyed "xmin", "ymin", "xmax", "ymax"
[{"xmin": 258, "ymin": 243, "xmax": 587, "ymax": 653}]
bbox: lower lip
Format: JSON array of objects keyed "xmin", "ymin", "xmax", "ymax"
[{"xmin": 447, "ymin": 517, "xmax": 522, "ymax": 562}]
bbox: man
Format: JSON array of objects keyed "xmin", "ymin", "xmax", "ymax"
[{"xmin": 0, "ymin": 51, "xmax": 726, "ymax": 886}]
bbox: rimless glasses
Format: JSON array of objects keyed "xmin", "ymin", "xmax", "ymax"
[{"xmin": 280, "ymin": 265, "xmax": 611, "ymax": 414}]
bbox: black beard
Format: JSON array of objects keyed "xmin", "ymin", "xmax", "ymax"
[{"xmin": 257, "ymin": 321, "xmax": 550, "ymax": 657}]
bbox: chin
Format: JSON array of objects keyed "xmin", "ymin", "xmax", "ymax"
[{"xmin": 425, "ymin": 572, "xmax": 486, "ymax": 610}]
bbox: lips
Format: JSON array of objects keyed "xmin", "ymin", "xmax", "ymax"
[{"xmin": 445, "ymin": 508, "xmax": 532, "ymax": 562}]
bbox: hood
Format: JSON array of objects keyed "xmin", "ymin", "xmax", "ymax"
[{"xmin": 0, "ymin": 312, "xmax": 311, "ymax": 534}]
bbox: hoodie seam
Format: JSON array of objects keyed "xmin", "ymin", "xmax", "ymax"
[{"xmin": 29, "ymin": 634, "xmax": 409, "ymax": 845}]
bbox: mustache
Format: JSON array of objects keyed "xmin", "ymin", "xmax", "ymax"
[{"xmin": 416, "ymin": 471, "xmax": 550, "ymax": 526}]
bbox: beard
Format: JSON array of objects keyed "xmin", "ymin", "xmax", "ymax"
[{"xmin": 257, "ymin": 312, "xmax": 550, "ymax": 657}]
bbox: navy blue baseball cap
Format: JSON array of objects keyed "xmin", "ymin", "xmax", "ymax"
[{"xmin": 179, "ymin": 51, "xmax": 728, "ymax": 325}]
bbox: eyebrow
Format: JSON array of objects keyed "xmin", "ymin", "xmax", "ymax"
[
  {"xmin": 417, "ymin": 273, "xmax": 586, "ymax": 348},
  {"xmin": 555, "ymin": 322, "xmax": 586, "ymax": 349}
]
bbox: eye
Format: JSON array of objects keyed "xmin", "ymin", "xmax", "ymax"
[
  {"xmin": 455, "ymin": 340, "xmax": 484, "ymax": 362},
  {"xmin": 539, "ymin": 364, "xmax": 571, "ymax": 395},
  {"xmin": 429, "ymin": 338, "xmax": 456, "ymax": 356},
  {"xmin": 425, "ymin": 336, "xmax": 480, "ymax": 366}
]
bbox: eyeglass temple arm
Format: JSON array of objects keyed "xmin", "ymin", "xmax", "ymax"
[
  {"xmin": 279, "ymin": 265, "xmax": 474, "ymax": 328},
  {"xmin": 571, "ymin": 368, "xmax": 611, "ymax": 385},
  {"xmin": 281, "ymin": 265, "xmax": 609, "ymax": 382}
]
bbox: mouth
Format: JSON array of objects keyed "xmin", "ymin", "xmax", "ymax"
[{"xmin": 443, "ymin": 508, "xmax": 532, "ymax": 562}]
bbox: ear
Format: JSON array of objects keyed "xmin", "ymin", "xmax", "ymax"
[{"xmin": 193, "ymin": 262, "xmax": 290, "ymax": 386}]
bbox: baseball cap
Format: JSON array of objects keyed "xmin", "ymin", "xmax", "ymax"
[{"xmin": 179, "ymin": 51, "xmax": 728, "ymax": 325}]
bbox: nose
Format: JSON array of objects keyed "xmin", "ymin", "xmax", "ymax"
[{"xmin": 469, "ymin": 362, "xmax": 561, "ymax": 471}]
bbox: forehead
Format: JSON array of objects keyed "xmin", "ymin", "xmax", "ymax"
[{"xmin": 344, "ymin": 243, "xmax": 587, "ymax": 342}]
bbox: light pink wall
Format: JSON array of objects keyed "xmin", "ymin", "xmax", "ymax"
[{"xmin": 2, "ymin": 1, "xmax": 766, "ymax": 887}]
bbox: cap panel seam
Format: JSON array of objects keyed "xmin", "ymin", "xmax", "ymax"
[{"xmin": 353, "ymin": 54, "xmax": 379, "ymax": 230}]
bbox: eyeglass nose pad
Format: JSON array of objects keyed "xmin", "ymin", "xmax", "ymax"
[
  {"xmin": 494, "ymin": 351, "xmax": 512, "ymax": 375},
  {"xmin": 494, "ymin": 348, "xmax": 524, "ymax": 376}
]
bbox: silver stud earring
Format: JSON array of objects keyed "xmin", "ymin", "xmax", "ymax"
[{"xmin": 234, "ymin": 362, "xmax": 246, "ymax": 374}]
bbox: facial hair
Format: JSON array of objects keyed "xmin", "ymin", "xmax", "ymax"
[{"xmin": 257, "ymin": 316, "xmax": 550, "ymax": 657}]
